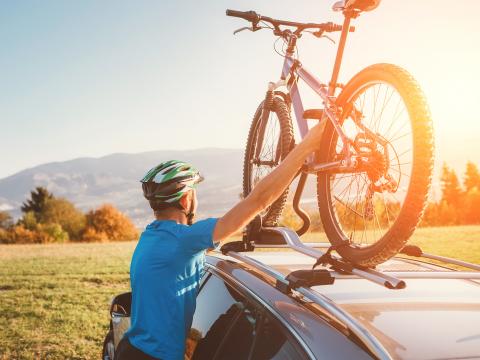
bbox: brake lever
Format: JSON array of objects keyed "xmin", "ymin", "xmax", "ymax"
[
  {"xmin": 323, "ymin": 34, "xmax": 336, "ymax": 44},
  {"xmin": 233, "ymin": 25, "xmax": 261, "ymax": 35},
  {"xmin": 312, "ymin": 31, "xmax": 336, "ymax": 44}
]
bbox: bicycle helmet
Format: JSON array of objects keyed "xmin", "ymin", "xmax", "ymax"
[{"xmin": 141, "ymin": 160, "xmax": 204, "ymax": 206}]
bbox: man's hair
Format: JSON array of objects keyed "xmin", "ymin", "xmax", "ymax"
[{"xmin": 149, "ymin": 199, "xmax": 182, "ymax": 213}]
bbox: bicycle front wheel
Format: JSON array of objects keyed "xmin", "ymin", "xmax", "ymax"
[
  {"xmin": 317, "ymin": 63, "xmax": 434, "ymax": 267},
  {"xmin": 243, "ymin": 96, "xmax": 294, "ymax": 226}
]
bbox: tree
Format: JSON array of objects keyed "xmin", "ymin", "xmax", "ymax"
[
  {"xmin": 0, "ymin": 211, "xmax": 13, "ymax": 229},
  {"xmin": 437, "ymin": 200, "xmax": 457, "ymax": 226},
  {"xmin": 465, "ymin": 187, "xmax": 480, "ymax": 224},
  {"xmin": 0, "ymin": 228, "xmax": 9, "ymax": 243},
  {"xmin": 19, "ymin": 211, "xmax": 38, "ymax": 230},
  {"xmin": 440, "ymin": 164, "xmax": 462, "ymax": 208},
  {"xmin": 83, "ymin": 204, "xmax": 138, "ymax": 242},
  {"xmin": 21, "ymin": 187, "xmax": 54, "ymax": 218},
  {"xmin": 464, "ymin": 161, "xmax": 480, "ymax": 192},
  {"xmin": 38, "ymin": 198, "xmax": 86, "ymax": 240},
  {"xmin": 39, "ymin": 223, "xmax": 69, "ymax": 243},
  {"xmin": 420, "ymin": 202, "xmax": 439, "ymax": 227}
]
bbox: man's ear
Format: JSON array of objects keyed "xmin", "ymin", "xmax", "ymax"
[{"xmin": 178, "ymin": 191, "xmax": 192, "ymax": 210}]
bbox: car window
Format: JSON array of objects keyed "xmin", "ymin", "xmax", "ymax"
[
  {"xmin": 198, "ymin": 271, "xmax": 210, "ymax": 291},
  {"xmin": 213, "ymin": 306, "xmax": 257, "ymax": 360},
  {"xmin": 190, "ymin": 273, "xmax": 246, "ymax": 360},
  {"xmin": 251, "ymin": 315, "xmax": 307, "ymax": 360}
]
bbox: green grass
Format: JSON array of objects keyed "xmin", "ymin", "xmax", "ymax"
[
  {"xmin": 300, "ymin": 225, "xmax": 480, "ymax": 266},
  {"xmin": 0, "ymin": 242, "xmax": 135, "ymax": 360},
  {"xmin": 1, "ymin": 226, "xmax": 479, "ymax": 359}
]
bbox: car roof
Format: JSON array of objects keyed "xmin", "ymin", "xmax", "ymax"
[{"xmin": 208, "ymin": 250, "xmax": 480, "ymax": 360}]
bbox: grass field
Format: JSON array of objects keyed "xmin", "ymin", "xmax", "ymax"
[{"xmin": 1, "ymin": 225, "xmax": 479, "ymax": 359}]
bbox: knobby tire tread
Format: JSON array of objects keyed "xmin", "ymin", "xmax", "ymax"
[
  {"xmin": 317, "ymin": 63, "xmax": 434, "ymax": 267},
  {"xmin": 243, "ymin": 97, "xmax": 294, "ymax": 226}
]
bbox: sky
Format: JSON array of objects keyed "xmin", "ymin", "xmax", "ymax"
[{"xmin": 0, "ymin": 0, "xmax": 479, "ymax": 179}]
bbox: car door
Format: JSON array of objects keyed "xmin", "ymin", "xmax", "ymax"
[
  {"xmin": 189, "ymin": 269, "xmax": 310, "ymax": 360},
  {"xmin": 189, "ymin": 271, "xmax": 251, "ymax": 359},
  {"xmin": 213, "ymin": 309, "xmax": 310, "ymax": 360}
]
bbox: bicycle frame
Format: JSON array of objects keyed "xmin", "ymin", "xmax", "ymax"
[
  {"xmin": 269, "ymin": 14, "xmax": 355, "ymax": 234},
  {"xmin": 274, "ymin": 14, "xmax": 355, "ymax": 174}
]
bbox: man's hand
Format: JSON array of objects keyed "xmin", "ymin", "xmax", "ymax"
[{"xmin": 212, "ymin": 120, "xmax": 327, "ymax": 244}]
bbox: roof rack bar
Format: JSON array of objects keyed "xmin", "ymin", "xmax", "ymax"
[
  {"xmin": 227, "ymin": 251, "xmax": 290, "ymax": 287},
  {"xmin": 253, "ymin": 242, "xmax": 331, "ymax": 249},
  {"xmin": 264, "ymin": 227, "xmax": 406, "ymax": 290},
  {"xmin": 421, "ymin": 252, "xmax": 480, "ymax": 271},
  {"xmin": 226, "ymin": 250, "xmax": 392, "ymax": 360},
  {"xmin": 328, "ymin": 271, "xmax": 480, "ymax": 280},
  {"xmin": 230, "ymin": 254, "xmax": 480, "ymax": 280},
  {"xmin": 401, "ymin": 245, "xmax": 480, "ymax": 271}
]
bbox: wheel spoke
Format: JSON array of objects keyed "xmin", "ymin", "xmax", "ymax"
[{"xmin": 324, "ymin": 78, "xmax": 419, "ymax": 249}]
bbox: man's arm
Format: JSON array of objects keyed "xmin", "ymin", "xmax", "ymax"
[{"xmin": 212, "ymin": 120, "xmax": 326, "ymax": 244}]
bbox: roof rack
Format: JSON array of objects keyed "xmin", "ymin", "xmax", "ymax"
[
  {"xmin": 225, "ymin": 250, "xmax": 393, "ymax": 360},
  {"xmin": 252, "ymin": 227, "xmax": 407, "ymax": 289},
  {"xmin": 218, "ymin": 226, "xmax": 480, "ymax": 360},
  {"xmin": 400, "ymin": 244, "xmax": 480, "ymax": 271}
]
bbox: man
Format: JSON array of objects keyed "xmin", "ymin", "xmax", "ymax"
[{"xmin": 115, "ymin": 121, "xmax": 325, "ymax": 360}]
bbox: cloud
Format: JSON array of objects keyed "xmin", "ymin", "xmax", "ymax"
[{"xmin": 0, "ymin": 202, "xmax": 14, "ymax": 211}]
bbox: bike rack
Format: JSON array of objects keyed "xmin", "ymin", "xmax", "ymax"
[
  {"xmin": 256, "ymin": 227, "xmax": 406, "ymax": 289},
  {"xmin": 225, "ymin": 250, "xmax": 393, "ymax": 360},
  {"xmin": 219, "ymin": 225, "xmax": 480, "ymax": 360}
]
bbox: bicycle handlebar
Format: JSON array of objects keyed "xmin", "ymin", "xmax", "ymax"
[
  {"xmin": 226, "ymin": 9, "xmax": 355, "ymax": 34},
  {"xmin": 226, "ymin": 9, "xmax": 260, "ymax": 23}
]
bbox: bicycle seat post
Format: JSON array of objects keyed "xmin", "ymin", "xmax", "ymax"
[{"xmin": 329, "ymin": 11, "xmax": 356, "ymax": 95}]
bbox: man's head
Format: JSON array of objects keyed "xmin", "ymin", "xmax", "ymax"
[{"xmin": 141, "ymin": 160, "xmax": 203, "ymax": 225}]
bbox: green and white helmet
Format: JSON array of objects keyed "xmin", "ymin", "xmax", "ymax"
[{"xmin": 141, "ymin": 160, "xmax": 204, "ymax": 204}]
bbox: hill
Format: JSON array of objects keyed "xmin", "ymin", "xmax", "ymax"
[{"xmin": 0, "ymin": 148, "xmax": 244, "ymax": 227}]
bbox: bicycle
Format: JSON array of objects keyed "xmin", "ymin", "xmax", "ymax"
[{"xmin": 226, "ymin": 0, "xmax": 434, "ymax": 267}]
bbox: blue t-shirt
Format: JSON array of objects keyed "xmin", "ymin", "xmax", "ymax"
[{"xmin": 125, "ymin": 218, "xmax": 218, "ymax": 360}]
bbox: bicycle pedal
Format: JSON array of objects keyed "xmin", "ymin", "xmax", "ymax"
[{"xmin": 303, "ymin": 109, "xmax": 325, "ymax": 120}]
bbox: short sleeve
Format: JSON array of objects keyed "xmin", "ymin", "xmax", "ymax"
[{"xmin": 178, "ymin": 218, "xmax": 219, "ymax": 254}]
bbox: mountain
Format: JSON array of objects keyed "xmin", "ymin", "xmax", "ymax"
[
  {"xmin": 0, "ymin": 148, "xmax": 245, "ymax": 228},
  {"xmin": 0, "ymin": 146, "xmax": 461, "ymax": 229}
]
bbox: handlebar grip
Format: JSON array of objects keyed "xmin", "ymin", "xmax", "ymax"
[{"xmin": 226, "ymin": 9, "xmax": 260, "ymax": 23}]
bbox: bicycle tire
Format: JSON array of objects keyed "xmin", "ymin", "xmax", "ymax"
[
  {"xmin": 243, "ymin": 96, "xmax": 294, "ymax": 226},
  {"xmin": 317, "ymin": 63, "xmax": 434, "ymax": 267}
]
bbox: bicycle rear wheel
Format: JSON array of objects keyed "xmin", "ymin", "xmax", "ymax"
[
  {"xmin": 317, "ymin": 63, "xmax": 434, "ymax": 267},
  {"xmin": 243, "ymin": 96, "xmax": 294, "ymax": 226}
]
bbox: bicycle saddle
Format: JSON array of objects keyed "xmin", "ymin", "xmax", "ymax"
[{"xmin": 333, "ymin": 0, "xmax": 381, "ymax": 12}]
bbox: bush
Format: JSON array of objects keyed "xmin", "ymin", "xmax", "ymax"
[
  {"xmin": 3, "ymin": 225, "xmax": 43, "ymax": 244},
  {"xmin": 19, "ymin": 211, "xmax": 38, "ymax": 230},
  {"xmin": 0, "ymin": 223, "xmax": 69, "ymax": 244},
  {"xmin": 40, "ymin": 223, "xmax": 69, "ymax": 243},
  {"xmin": 0, "ymin": 211, "xmax": 13, "ymax": 229},
  {"xmin": 83, "ymin": 204, "xmax": 138, "ymax": 242},
  {"xmin": 39, "ymin": 198, "xmax": 86, "ymax": 240},
  {"xmin": 0, "ymin": 228, "xmax": 9, "ymax": 243}
]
